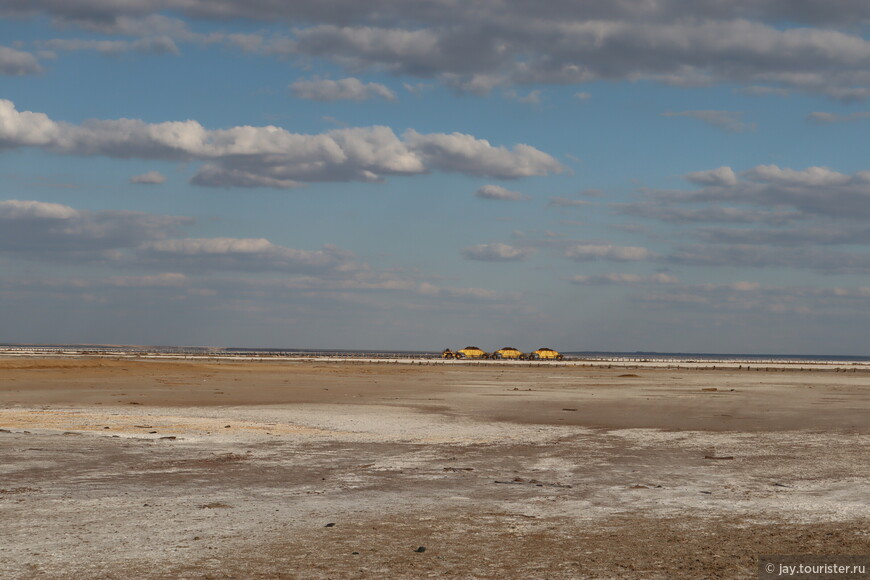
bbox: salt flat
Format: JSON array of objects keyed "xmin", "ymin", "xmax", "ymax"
[{"xmin": 0, "ymin": 359, "xmax": 868, "ymax": 579}]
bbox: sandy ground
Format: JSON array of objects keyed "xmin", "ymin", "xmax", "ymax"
[{"xmin": 0, "ymin": 358, "xmax": 868, "ymax": 579}]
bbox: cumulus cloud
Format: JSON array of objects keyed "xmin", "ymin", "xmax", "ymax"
[
  {"xmin": 807, "ymin": 111, "xmax": 870, "ymax": 124},
  {"xmin": 404, "ymin": 129, "xmax": 563, "ymax": 179},
  {"xmin": 504, "ymin": 89, "xmax": 542, "ymax": 105},
  {"xmin": 139, "ymin": 238, "xmax": 360, "ymax": 273},
  {"xmin": 103, "ymin": 272, "xmax": 188, "ymax": 287},
  {"xmin": 0, "ymin": 201, "xmax": 367, "ymax": 276},
  {"xmin": 7, "ymin": 0, "xmax": 870, "ymax": 28},
  {"xmin": 0, "ymin": 199, "xmax": 191, "ymax": 257},
  {"xmin": 744, "ymin": 164, "xmax": 852, "ymax": 186},
  {"xmin": 0, "ymin": 46, "xmax": 42, "ymax": 75},
  {"xmin": 3, "ymin": 272, "xmax": 190, "ymax": 290},
  {"xmin": 739, "ymin": 85, "xmax": 791, "ymax": 97},
  {"xmin": 130, "ymin": 170, "xmax": 166, "ymax": 184},
  {"xmin": 0, "ymin": 199, "xmax": 471, "ymax": 298},
  {"xmin": 633, "ymin": 280, "xmax": 870, "ymax": 318},
  {"xmin": 461, "ymin": 242, "xmax": 533, "ymax": 261},
  {"xmin": 548, "ymin": 197, "xmax": 593, "ymax": 207},
  {"xmin": 569, "ymin": 273, "xmax": 678, "ymax": 285},
  {"xmin": 0, "ymin": 199, "xmax": 78, "ymax": 220},
  {"xmin": 668, "ymin": 244, "xmax": 870, "ymax": 275},
  {"xmin": 616, "ymin": 203, "xmax": 802, "ymax": 225},
  {"xmin": 564, "ymin": 244, "xmax": 654, "ymax": 262},
  {"xmin": 651, "ymin": 164, "xmax": 870, "ymax": 219},
  {"xmin": 403, "ymin": 82, "xmax": 433, "ymax": 96},
  {"xmin": 474, "ymin": 184, "xmax": 525, "ymax": 201},
  {"xmin": 284, "ymin": 17, "xmax": 870, "ymax": 99},
  {"xmin": 0, "ymin": 100, "xmax": 561, "ymax": 187},
  {"xmin": 690, "ymin": 225, "xmax": 870, "ymax": 246},
  {"xmin": 617, "ymin": 162, "xmax": 870, "ymax": 274},
  {"xmin": 685, "ymin": 166, "xmax": 738, "ymax": 186},
  {"xmin": 417, "ymin": 281, "xmax": 500, "ymax": 301},
  {"xmin": 290, "ymin": 77, "xmax": 397, "ymax": 102},
  {"xmin": 41, "ymin": 37, "xmax": 180, "ymax": 56},
  {"xmin": 662, "ymin": 111, "xmax": 755, "ymax": 133},
  {"xmin": 11, "ymin": 1, "xmax": 870, "ymax": 98},
  {"xmin": 0, "ymin": 197, "xmax": 519, "ymax": 329},
  {"xmin": 10, "ymin": 0, "xmax": 870, "ymax": 99}
]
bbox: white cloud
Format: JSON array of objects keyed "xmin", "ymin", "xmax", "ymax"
[
  {"xmin": 630, "ymin": 281, "xmax": 870, "ymax": 318},
  {"xmin": 143, "ymin": 237, "xmax": 277, "ymax": 254},
  {"xmin": 685, "ymin": 166, "xmax": 738, "ymax": 186},
  {"xmin": 474, "ymin": 184, "xmax": 525, "ymax": 201},
  {"xmin": 504, "ymin": 89, "xmax": 542, "ymax": 104},
  {"xmin": 403, "ymin": 82, "xmax": 432, "ymax": 95},
  {"xmin": 662, "ymin": 110, "xmax": 755, "ymax": 133},
  {"xmin": 12, "ymin": 2, "xmax": 870, "ymax": 99},
  {"xmin": 461, "ymin": 243, "xmax": 533, "ymax": 261},
  {"xmin": 287, "ymin": 17, "xmax": 870, "ymax": 99},
  {"xmin": 0, "ymin": 199, "xmax": 79, "ymax": 220},
  {"xmin": 42, "ymin": 37, "xmax": 179, "ymax": 56},
  {"xmin": 139, "ymin": 238, "xmax": 359, "ymax": 272},
  {"xmin": 564, "ymin": 244, "xmax": 654, "ymax": 262},
  {"xmin": 807, "ymin": 111, "xmax": 870, "ymax": 124},
  {"xmin": 0, "ymin": 100, "xmax": 560, "ymax": 187},
  {"xmin": 569, "ymin": 273, "xmax": 678, "ymax": 285},
  {"xmin": 574, "ymin": 92, "xmax": 591, "ymax": 101},
  {"xmin": 548, "ymin": 196, "xmax": 593, "ymax": 207},
  {"xmin": 668, "ymin": 243, "xmax": 870, "ymax": 274},
  {"xmin": 404, "ymin": 129, "xmax": 563, "ymax": 179},
  {"xmin": 293, "ymin": 25, "xmax": 444, "ymax": 76},
  {"xmin": 807, "ymin": 112, "xmax": 839, "ymax": 124},
  {"xmin": 130, "ymin": 170, "xmax": 166, "ymax": 184},
  {"xmin": 0, "ymin": 46, "xmax": 42, "ymax": 75},
  {"xmin": 290, "ymin": 77, "xmax": 397, "ymax": 102},
  {"xmin": 0, "ymin": 199, "xmax": 192, "ymax": 257},
  {"xmin": 417, "ymin": 282, "xmax": 500, "ymax": 301},
  {"xmin": 651, "ymin": 164, "xmax": 870, "ymax": 219},
  {"xmin": 744, "ymin": 164, "xmax": 851, "ymax": 186},
  {"xmin": 740, "ymin": 86, "xmax": 791, "ymax": 97},
  {"xmin": 0, "ymin": 100, "xmax": 58, "ymax": 147},
  {"xmin": 617, "ymin": 203, "xmax": 801, "ymax": 225},
  {"xmin": 190, "ymin": 166, "xmax": 303, "ymax": 189},
  {"xmin": 104, "ymin": 273, "xmax": 188, "ymax": 287}
]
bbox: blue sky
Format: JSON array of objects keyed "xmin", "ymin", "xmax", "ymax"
[{"xmin": 2, "ymin": 1, "xmax": 870, "ymax": 354}]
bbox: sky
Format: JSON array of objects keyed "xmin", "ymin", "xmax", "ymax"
[{"xmin": 2, "ymin": 1, "xmax": 870, "ymax": 354}]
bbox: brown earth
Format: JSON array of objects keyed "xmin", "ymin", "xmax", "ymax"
[{"xmin": 0, "ymin": 358, "xmax": 868, "ymax": 579}]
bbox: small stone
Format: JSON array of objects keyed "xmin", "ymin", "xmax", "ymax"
[
  {"xmin": 325, "ymin": 523, "xmax": 335, "ymax": 527},
  {"xmin": 415, "ymin": 546, "xmax": 426, "ymax": 553}
]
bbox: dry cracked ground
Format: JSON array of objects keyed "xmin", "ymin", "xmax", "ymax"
[{"xmin": 0, "ymin": 359, "xmax": 868, "ymax": 579}]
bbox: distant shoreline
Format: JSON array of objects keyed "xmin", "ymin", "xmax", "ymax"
[{"xmin": 2, "ymin": 344, "xmax": 870, "ymax": 371}]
